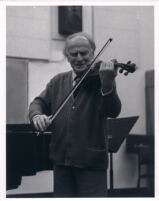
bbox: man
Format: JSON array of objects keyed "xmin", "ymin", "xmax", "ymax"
[{"xmin": 29, "ymin": 32, "xmax": 121, "ymax": 197}]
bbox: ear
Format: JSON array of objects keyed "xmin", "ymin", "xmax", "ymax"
[{"xmin": 66, "ymin": 53, "xmax": 72, "ymax": 64}]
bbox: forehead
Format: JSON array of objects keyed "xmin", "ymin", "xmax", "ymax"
[{"xmin": 67, "ymin": 36, "xmax": 92, "ymax": 51}]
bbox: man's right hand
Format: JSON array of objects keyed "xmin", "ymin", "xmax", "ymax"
[{"xmin": 32, "ymin": 114, "xmax": 52, "ymax": 132}]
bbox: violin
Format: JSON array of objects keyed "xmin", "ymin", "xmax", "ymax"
[
  {"xmin": 48, "ymin": 38, "xmax": 137, "ymax": 123},
  {"xmin": 92, "ymin": 60, "xmax": 137, "ymax": 77}
]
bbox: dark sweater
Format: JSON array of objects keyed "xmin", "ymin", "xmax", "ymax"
[{"xmin": 29, "ymin": 70, "xmax": 121, "ymax": 170}]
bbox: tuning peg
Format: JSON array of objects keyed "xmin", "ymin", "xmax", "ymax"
[
  {"xmin": 119, "ymin": 69, "xmax": 124, "ymax": 73},
  {"xmin": 124, "ymin": 71, "xmax": 129, "ymax": 76},
  {"xmin": 127, "ymin": 61, "xmax": 131, "ymax": 64}
]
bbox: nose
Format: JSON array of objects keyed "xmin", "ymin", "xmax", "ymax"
[{"xmin": 76, "ymin": 53, "xmax": 83, "ymax": 61}]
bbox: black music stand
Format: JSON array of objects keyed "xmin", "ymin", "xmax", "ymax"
[{"xmin": 107, "ymin": 116, "xmax": 139, "ymax": 190}]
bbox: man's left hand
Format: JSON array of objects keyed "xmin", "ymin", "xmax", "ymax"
[{"xmin": 99, "ymin": 59, "xmax": 118, "ymax": 93}]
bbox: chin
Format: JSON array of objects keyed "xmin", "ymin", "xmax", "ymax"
[
  {"xmin": 73, "ymin": 65, "xmax": 89, "ymax": 75},
  {"xmin": 75, "ymin": 69, "xmax": 88, "ymax": 76}
]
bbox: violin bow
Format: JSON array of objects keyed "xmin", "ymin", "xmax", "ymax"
[{"xmin": 48, "ymin": 38, "xmax": 113, "ymax": 123}]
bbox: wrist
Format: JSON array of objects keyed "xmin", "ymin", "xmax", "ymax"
[
  {"xmin": 101, "ymin": 87, "xmax": 114, "ymax": 96},
  {"xmin": 101, "ymin": 80, "xmax": 115, "ymax": 96},
  {"xmin": 101, "ymin": 80, "xmax": 114, "ymax": 92}
]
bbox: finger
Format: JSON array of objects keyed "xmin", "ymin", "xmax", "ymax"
[
  {"xmin": 36, "ymin": 119, "xmax": 45, "ymax": 132},
  {"xmin": 34, "ymin": 118, "xmax": 44, "ymax": 132},
  {"xmin": 39, "ymin": 116, "xmax": 48, "ymax": 131},
  {"xmin": 108, "ymin": 61, "xmax": 117, "ymax": 76},
  {"xmin": 99, "ymin": 62, "xmax": 106, "ymax": 71},
  {"xmin": 107, "ymin": 61, "xmax": 115, "ymax": 71},
  {"xmin": 43, "ymin": 116, "xmax": 51, "ymax": 129},
  {"xmin": 33, "ymin": 120, "xmax": 39, "ymax": 131},
  {"xmin": 100, "ymin": 62, "xmax": 115, "ymax": 75},
  {"xmin": 41, "ymin": 116, "xmax": 47, "ymax": 129},
  {"xmin": 110, "ymin": 59, "xmax": 118, "ymax": 73}
]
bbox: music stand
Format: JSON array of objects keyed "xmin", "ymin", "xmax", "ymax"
[{"xmin": 107, "ymin": 116, "xmax": 139, "ymax": 190}]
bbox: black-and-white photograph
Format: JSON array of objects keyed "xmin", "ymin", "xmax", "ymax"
[{"xmin": 3, "ymin": 4, "xmax": 156, "ymax": 198}]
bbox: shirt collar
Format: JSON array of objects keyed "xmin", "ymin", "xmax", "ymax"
[
  {"xmin": 72, "ymin": 70, "xmax": 77, "ymax": 86},
  {"xmin": 72, "ymin": 70, "xmax": 76, "ymax": 81}
]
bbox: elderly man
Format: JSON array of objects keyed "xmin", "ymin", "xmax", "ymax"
[{"xmin": 29, "ymin": 32, "xmax": 121, "ymax": 197}]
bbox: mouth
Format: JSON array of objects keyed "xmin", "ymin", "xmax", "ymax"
[
  {"xmin": 74, "ymin": 62, "xmax": 89, "ymax": 69},
  {"xmin": 75, "ymin": 63, "xmax": 85, "ymax": 67},
  {"xmin": 72, "ymin": 64, "xmax": 87, "ymax": 75}
]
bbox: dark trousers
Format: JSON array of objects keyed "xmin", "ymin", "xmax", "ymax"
[{"xmin": 54, "ymin": 165, "xmax": 107, "ymax": 197}]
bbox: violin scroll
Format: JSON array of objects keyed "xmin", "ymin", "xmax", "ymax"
[{"xmin": 115, "ymin": 61, "xmax": 137, "ymax": 76}]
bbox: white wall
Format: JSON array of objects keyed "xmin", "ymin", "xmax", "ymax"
[
  {"xmin": 93, "ymin": 6, "xmax": 154, "ymax": 188},
  {"xmin": 6, "ymin": 6, "xmax": 51, "ymax": 60},
  {"xmin": 6, "ymin": 6, "xmax": 154, "ymax": 194}
]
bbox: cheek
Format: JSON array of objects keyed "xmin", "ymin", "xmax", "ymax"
[
  {"xmin": 67, "ymin": 55, "xmax": 74, "ymax": 63},
  {"xmin": 85, "ymin": 53, "xmax": 94, "ymax": 62}
]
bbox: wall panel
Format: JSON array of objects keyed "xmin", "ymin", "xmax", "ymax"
[{"xmin": 7, "ymin": 58, "xmax": 28, "ymax": 123}]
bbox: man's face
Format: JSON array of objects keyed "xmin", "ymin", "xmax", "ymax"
[{"xmin": 66, "ymin": 37, "xmax": 94, "ymax": 76}]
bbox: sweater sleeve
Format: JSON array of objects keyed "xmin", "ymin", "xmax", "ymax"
[
  {"xmin": 28, "ymin": 80, "xmax": 53, "ymax": 122},
  {"xmin": 99, "ymin": 81, "xmax": 122, "ymax": 118}
]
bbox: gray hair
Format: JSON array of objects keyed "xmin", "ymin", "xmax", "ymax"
[{"xmin": 64, "ymin": 32, "xmax": 96, "ymax": 56}]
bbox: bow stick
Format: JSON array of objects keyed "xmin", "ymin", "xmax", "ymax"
[{"xmin": 48, "ymin": 38, "xmax": 113, "ymax": 123}]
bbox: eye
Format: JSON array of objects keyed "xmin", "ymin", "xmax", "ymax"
[
  {"xmin": 69, "ymin": 50, "xmax": 89, "ymax": 57},
  {"xmin": 80, "ymin": 51, "xmax": 89, "ymax": 56},
  {"xmin": 70, "ymin": 52, "xmax": 78, "ymax": 57},
  {"xmin": 80, "ymin": 52, "xmax": 87, "ymax": 56}
]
